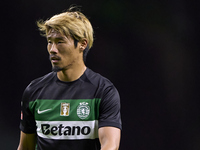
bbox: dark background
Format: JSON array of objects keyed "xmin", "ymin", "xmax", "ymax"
[{"xmin": 1, "ymin": 0, "xmax": 200, "ymax": 149}]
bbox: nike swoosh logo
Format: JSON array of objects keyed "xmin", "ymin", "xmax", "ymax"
[{"xmin": 38, "ymin": 108, "xmax": 52, "ymax": 114}]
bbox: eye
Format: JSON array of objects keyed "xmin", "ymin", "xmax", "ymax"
[
  {"xmin": 57, "ymin": 40, "xmax": 64, "ymax": 44},
  {"xmin": 48, "ymin": 40, "xmax": 52, "ymax": 44}
]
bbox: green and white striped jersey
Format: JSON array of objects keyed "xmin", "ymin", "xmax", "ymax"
[{"xmin": 20, "ymin": 68, "xmax": 121, "ymax": 150}]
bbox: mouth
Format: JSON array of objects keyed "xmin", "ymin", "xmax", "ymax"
[{"xmin": 50, "ymin": 55, "xmax": 61, "ymax": 64}]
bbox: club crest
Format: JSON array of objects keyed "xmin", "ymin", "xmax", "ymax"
[{"xmin": 77, "ymin": 102, "xmax": 90, "ymax": 119}]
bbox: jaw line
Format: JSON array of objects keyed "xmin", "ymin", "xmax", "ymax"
[{"xmin": 52, "ymin": 66, "xmax": 63, "ymax": 72}]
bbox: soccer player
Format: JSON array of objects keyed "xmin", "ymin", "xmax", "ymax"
[{"xmin": 17, "ymin": 7, "xmax": 122, "ymax": 150}]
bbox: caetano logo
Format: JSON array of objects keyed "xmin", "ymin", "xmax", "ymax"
[{"xmin": 60, "ymin": 103, "xmax": 70, "ymax": 116}]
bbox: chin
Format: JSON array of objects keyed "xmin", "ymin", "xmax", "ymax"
[{"xmin": 52, "ymin": 66, "xmax": 63, "ymax": 72}]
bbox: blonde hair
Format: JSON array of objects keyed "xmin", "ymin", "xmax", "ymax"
[{"xmin": 37, "ymin": 7, "xmax": 94, "ymax": 49}]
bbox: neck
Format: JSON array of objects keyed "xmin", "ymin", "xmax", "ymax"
[{"xmin": 57, "ymin": 64, "xmax": 87, "ymax": 82}]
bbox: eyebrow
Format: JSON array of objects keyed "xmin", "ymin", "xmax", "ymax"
[{"xmin": 47, "ymin": 36, "xmax": 66, "ymax": 40}]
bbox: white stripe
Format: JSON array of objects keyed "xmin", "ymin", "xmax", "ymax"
[{"xmin": 36, "ymin": 120, "xmax": 98, "ymax": 140}]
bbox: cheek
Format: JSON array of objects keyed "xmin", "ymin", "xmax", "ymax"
[{"xmin": 59, "ymin": 46, "xmax": 73, "ymax": 55}]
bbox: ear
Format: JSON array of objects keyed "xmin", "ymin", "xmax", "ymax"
[{"xmin": 79, "ymin": 39, "xmax": 88, "ymax": 51}]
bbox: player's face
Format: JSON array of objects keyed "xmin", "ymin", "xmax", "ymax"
[{"xmin": 47, "ymin": 30, "xmax": 82, "ymax": 72}]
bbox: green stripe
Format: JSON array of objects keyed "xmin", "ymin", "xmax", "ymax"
[{"xmin": 29, "ymin": 99, "xmax": 101, "ymax": 121}]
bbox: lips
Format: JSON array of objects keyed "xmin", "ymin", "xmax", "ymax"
[{"xmin": 49, "ymin": 55, "xmax": 61, "ymax": 63}]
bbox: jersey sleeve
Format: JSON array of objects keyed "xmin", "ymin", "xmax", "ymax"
[
  {"xmin": 98, "ymin": 84, "xmax": 122, "ymax": 130},
  {"xmin": 19, "ymin": 84, "xmax": 37, "ymax": 133}
]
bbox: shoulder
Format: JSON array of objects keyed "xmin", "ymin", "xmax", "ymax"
[
  {"xmin": 85, "ymin": 68, "xmax": 114, "ymax": 88},
  {"xmin": 85, "ymin": 68, "xmax": 119, "ymax": 98},
  {"xmin": 23, "ymin": 72, "xmax": 56, "ymax": 99},
  {"xmin": 28, "ymin": 72, "xmax": 55, "ymax": 89}
]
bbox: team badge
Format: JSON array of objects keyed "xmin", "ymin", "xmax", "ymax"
[
  {"xmin": 77, "ymin": 102, "xmax": 90, "ymax": 119},
  {"xmin": 60, "ymin": 103, "xmax": 70, "ymax": 116}
]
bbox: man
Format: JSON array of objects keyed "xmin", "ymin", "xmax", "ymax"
[{"xmin": 18, "ymin": 7, "xmax": 122, "ymax": 150}]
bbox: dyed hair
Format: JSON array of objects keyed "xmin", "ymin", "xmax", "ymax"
[{"xmin": 37, "ymin": 7, "xmax": 94, "ymax": 62}]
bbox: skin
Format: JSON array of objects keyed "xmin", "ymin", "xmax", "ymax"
[
  {"xmin": 47, "ymin": 29, "xmax": 87, "ymax": 82},
  {"xmin": 17, "ymin": 30, "xmax": 121, "ymax": 150},
  {"xmin": 99, "ymin": 127, "xmax": 121, "ymax": 150},
  {"xmin": 17, "ymin": 132, "xmax": 36, "ymax": 150}
]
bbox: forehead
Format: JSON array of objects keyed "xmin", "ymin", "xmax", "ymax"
[
  {"xmin": 47, "ymin": 29, "xmax": 66, "ymax": 39},
  {"xmin": 46, "ymin": 29, "xmax": 70, "ymax": 39}
]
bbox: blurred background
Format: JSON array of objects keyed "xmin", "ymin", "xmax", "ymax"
[{"xmin": 1, "ymin": 0, "xmax": 200, "ymax": 149}]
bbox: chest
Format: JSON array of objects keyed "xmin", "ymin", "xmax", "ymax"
[
  {"xmin": 30, "ymin": 81, "xmax": 102, "ymax": 122},
  {"xmin": 36, "ymin": 81, "xmax": 99, "ymax": 100}
]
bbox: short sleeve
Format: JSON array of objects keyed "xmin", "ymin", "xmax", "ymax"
[
  {"xmin": 98, "ymin": 85, "xmax": 122, "ymax": 130},
  {"xmin": 19, "ymin": 85, "xmax": 37, "ymax": 133}
]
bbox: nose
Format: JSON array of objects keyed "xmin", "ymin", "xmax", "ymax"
[{"xmin": 49, "ymin": 43, "xmax": 58, "ymax": 54}]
